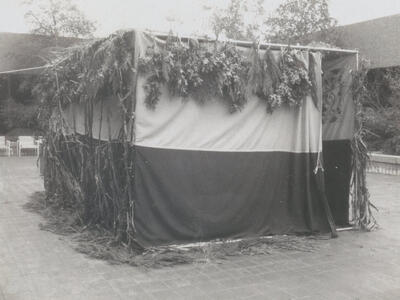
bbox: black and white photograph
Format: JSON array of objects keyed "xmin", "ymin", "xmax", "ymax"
[{"xmin": 1, "ymin": 0, "xmax": 400, "ymax": 299}]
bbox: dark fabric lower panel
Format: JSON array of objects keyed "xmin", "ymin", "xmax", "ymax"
[
  {"xmin": 322, "ymin": 140, "xmax": 352, "ymax": 226},
  {"xmin": 134, "ymin": 146, "xmax": 330, "ymax": 246}
]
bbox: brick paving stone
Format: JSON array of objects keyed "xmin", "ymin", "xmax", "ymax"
[
  {"xmin": 149, "ymin": 289, "xmax": 183, "ymax": 300},
  {"xmin": 1, "ymin": 157, "xmax": 400, "ymax": 299},
  {"xmin": 174, "ymin": 285, "xmax": 209, "ymax": 298},
  {"xmin": 253, "ymin": 284, "xmax": 294, "ymax": 300}
]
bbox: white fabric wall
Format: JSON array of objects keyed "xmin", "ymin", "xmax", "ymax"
[{"xmin": 135, "ymin": 76, "xmax": 322, "ymax": 153}]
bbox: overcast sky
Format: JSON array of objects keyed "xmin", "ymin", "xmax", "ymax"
[{"xmin": 1, "ymin": 0, "xmax": 400, "ymax": 37}]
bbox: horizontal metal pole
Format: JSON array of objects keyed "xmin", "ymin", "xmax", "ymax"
[
  {"xmin": 152, "ymin": 31, "xmax": 359, "ymax": 54},
  {"xmin": 0, "ymin": 65, "xmax": 48, "ymax": 75}
]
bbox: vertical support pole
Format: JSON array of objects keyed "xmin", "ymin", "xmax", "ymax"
[{"xmin": 356, "ymin": 51, "xmax": 359, "ymax": 71}]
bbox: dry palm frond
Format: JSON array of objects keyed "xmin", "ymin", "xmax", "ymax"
[
  {"xmin": 350, "ymin": 128, "xmax": 378, "ymax": 230},
  {"xmin": 24, "ymin": 191, "xmax": 325, "ymax": 269},
  {"xmin": 349, "ymin": 58, "xmax": 378, "ymax": 230}
]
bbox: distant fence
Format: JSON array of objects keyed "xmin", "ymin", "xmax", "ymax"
[{"xmin": 367, "ymin": 153, "xmax": 400, "ymax": 176}]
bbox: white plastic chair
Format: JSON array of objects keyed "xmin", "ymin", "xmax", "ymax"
[
  {"xmin": 0, "ymin": 136, "xmax": 11, "ymax": 156},
  {"xmin": 18, "ymin": 136, "xmax": 39, "ymax": 157}
]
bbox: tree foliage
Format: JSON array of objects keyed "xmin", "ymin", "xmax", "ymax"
[
  {"xmin": 364, "ymin": 67, "xmax": 400, "ymax": 109},
  {"xmin": 0, "ymin": 75, "xmax": 40, "ymax": 134},
  {"xmin": 24, "ymin": 0, "xmax": 96, "ymax": 38},
  {"xmin": 209, "ymin": 0, "xmax": 265, "ymax": 41},
  {"xmin": 361, "ymin": 67, "xmax": 400, "ymax": 154},
  {"xmin": 265, "ymin": 0, "xmax": 337, "ymax": 44},
  {"xmin": 207, "ymin": 0, "xmax": 337, "ymax": 44},
  {"xmin": 0, "ymin": 98, "xmax": 39, "ymax": 132}
]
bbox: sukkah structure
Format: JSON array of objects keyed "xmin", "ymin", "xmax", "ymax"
[{"xmin": 34, "ymin": 30, "xmax": 376, "ymax": 248}]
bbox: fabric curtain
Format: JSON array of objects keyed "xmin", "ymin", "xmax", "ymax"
[{"xmin": 132, "ymin": 39, "xmax": 329, "ymax": 246}]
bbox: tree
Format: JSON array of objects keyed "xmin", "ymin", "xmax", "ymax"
[
  {"xmin": 210, "ymin": 0, "xmax": 246, "ymax": 40},
  {"xmin": 362, "ymin": 67, "xmax": 400, "ymax": 155},
  {"xmin": 24, "ymin": 0, "xmax": 96, "ymax": 39},
  {"xmin": 265, "ymin": 0, "xmax": 337, "ymax": 44},
  {"xmin": 208, "ymin": 0, "xmax": 265, "ymax": 41},
  {"xmin": 0, "ymin": 75, "xmax": 41, "ymax": 134}
]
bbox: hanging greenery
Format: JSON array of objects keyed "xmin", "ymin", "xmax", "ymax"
[
  {"xmin": 138, "ymin": 37, "xmax": 312, "ymax": 113},
  {"xmin": 34, "ymin": 31, "xmax": 314, "ymax": 119},
  {"xmin": 247, "ymin": 47, "xmax": 311, "ymax": 112},
  {"xmin": 267, "ymin": 48, "xmax": 311, "ymax": 111},
  {"xmin": 138, "ymin": 38, "xmax": 250, "ymax": 112}
]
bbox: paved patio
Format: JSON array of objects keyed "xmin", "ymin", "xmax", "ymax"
[{"xmin": 0, "ymin": 157, "xmax": 400, "ymax": 300}]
